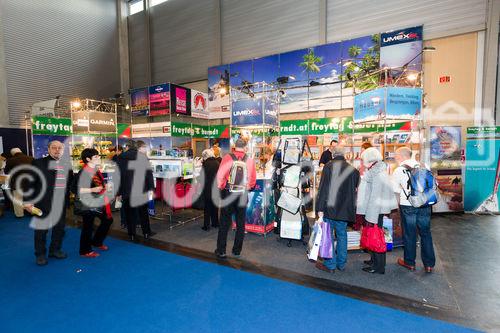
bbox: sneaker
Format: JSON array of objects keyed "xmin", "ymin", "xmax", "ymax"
[
  {"xmin": 214, "ymin": 250, "xmax": 227, "ymax": 259},
  {"xmin": 48, "ymin": 250, "xmax": 68, "ymax": 259},
  {"xmin": 424, "ymin": 266, "xmax": 433, "ymax": 273},
  {"xmin": 232, "ymin": 251, "xmax": 241, "ymax": 257},
  {"xmin": 81, "ymin": 251, "xmax": 100, "ymax": 258},
  {"xmin": 93, "ymin": 244, "xmax": 109, "ymax": 251},
  {"xmin": 36, "ymin": 256, "xmax": 48, "ymax": 266}
]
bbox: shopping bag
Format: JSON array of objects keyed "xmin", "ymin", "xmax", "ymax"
[
  {"xmin": 147, "ymin": 192, "xmax": 155, "ymax": 216},
  {"xmin": 360, "ymin": 224, "xmax": 386, "ymax": 253},
  {"xmin": 319, "ymin": 222, "xmax": 332, "ymax": 258},
  {"xmin": 307, "ymin": 222, "xmax": 322, "ymax": 261}
]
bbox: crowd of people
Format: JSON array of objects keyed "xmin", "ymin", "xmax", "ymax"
[{"xmin": 0, "ymin": 138, "xmax": 435, "ymax": 275}]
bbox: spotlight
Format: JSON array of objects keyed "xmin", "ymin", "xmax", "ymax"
[
  {"xmin": 288, "ymin": 75, "xmax": 295, "ymax": 81},
  {"xmin": 277, "ymin": 76, "xmax": 289, "ymax": 84},
  {"xmin": 218, "ymin": 86, "xmax": 227, "ymax": 95},
  {"xmin": 279, "ymin": 90, "xmax": 286, "ymax": 97},
  {"xmin": 71, "ymin": 100, "xmax": 81, "ymax": 109},
  {"xmin": 125, "ymin": 104, "xmax": 130, "ymax": 110},
  {"xmin": 407, "ymin": 73, "xmax": 418, "ymax": 81},
  {"xmin": 423, "ymin": 46, "xmax": 436, "ymax": 52},
  {"xmin": 309, "ymin": 80, "xmax": 320, "ymax": 86}
]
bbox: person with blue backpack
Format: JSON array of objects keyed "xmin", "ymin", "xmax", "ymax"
[{"xmin": 393, "ymin": 147, "xmax": 438, "ymax": 273}]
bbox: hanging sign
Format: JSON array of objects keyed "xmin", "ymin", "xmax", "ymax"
[
  {"xmin": 130, "ymin": 88, "xmax": 149, "ymax": 117},
  {"xmin": 171, "ymin": 84, "xmax": 191, "ymax": 116},
  {"xmin": 88, "ymin": 111, "xmax": 116, "ymax": 133},
  {"xmin": 72, "ymin": 111, "xmax": 90, "ymax": 133},
  {"xmin": 231, "ymin": 99, "xmax": 263, "ymax": 126},
  {"xmin": 191, "ymin": 90, "xmax": 209, "ymax": 119},
  {"xmin": 171, "ymin": 122, "xmax": 194, "ymax": 137},
  {"xmin": 353, "ymin": 88, "xmax": 386, "ymax": 123},
  {"xmin": 32, "ymin": 116, "xmax": 72, "ymax": 136},
  {"xmin": 264, "ymin": 97, "xmax": 278, "ymax": 126},
  {"xmin": 149, "ymin": 83, "xmax": 170, "ymax": 116}
]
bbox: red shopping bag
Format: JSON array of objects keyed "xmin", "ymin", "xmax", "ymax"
[{"xmin": 360, "ymin": 224, "xmax": 386, "ymax": 253}]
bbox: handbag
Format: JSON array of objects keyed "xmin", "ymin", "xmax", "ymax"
[
  {"xmin": 319, "ymin": 222, "xmax": 332, "ymax": 258},
  {"xmin": 360, "ymin": 223, "xmax": 386, "ymax": 253}
]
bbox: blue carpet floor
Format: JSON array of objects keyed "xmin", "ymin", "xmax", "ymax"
[{"xmin": 0, "ymin": 213, "xmax": 479, "ymax": 333}]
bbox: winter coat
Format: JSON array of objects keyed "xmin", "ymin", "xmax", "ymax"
[
  {"xmin": 356, "ymin": 161, "xmax": 398, "ymax": 224},
  {"xmin": 116, "ymin": 149, "xmax": 154, "ymax": 200},
  {"xmin": 316, "ymin": 156, "xmax": 360, "ymax": 223},
  {"xmin": 202, "ymin": 157, "xmax": 220, "ymax": 199}
]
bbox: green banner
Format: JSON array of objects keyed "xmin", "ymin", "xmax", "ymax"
[
  {"xmin": 32, "ymin": 116, "xmax": 72, "ymax": 136},
  {"xmin": 280, "ymin": 120, "xmax": 309, "ymax": 135},
  {"xmin": 171, "ymin": 122, "xmax": 194, "ymax": 137},
  {"xmin": 466, "ymin": 126, "xmax": 500, "ymax": 139},
  {"xmin": 309, "ymin": 118, "xmax": 342, "ymax": 135},
  {"xmin": 172, "ymin": 122, "xmax": 229, "ymax": 138},
  {"xmin": 209, "ymin": 125, "xmax": 230, "ymax": 138}
]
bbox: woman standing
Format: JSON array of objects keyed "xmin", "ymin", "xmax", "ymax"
[
  {"xmin": 356, "ymin": 148, "xmax": 397, "ymax": 274},
  {"xmin": 201, "ymin": 149, "xmax": 220, "ymax": 231},
  {"xmin": 73, "ymin": 148, "xmax": 113, "ymax": 258}
]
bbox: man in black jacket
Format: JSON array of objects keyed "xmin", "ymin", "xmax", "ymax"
[
  {"xmin": 25, "ymin": 140, "xmax": 73, "ymax": 266},
  {"xmin": 5, "ymin": 148, "xmax": 34, "ymax": 217},
  {"xmin": 117, "ymin": 140, "xmax": 154, "ymax": 241},
  {"xmin": 315, "ymin": 146, "xmax": 360, "ymax": 273},
  {"xmin": 201, "ymin": 148, "xmax": 220, "ymax": 231}
]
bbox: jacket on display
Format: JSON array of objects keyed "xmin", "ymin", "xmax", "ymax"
[
  {"xmin": 316, "ymin": 155, "xmax": 360, "ymax": 223},
  {"xmin": 116, "ymin": 149, "xmax": 154, "ymax": 200},
  {"xmin": 31, "ymin": 155, "xmax": 74, "ymax": 217},
  {"xmin": 356, "ymin": 161, "xmax": 398, "ymax": 224}
]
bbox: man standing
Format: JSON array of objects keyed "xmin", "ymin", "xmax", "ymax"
[
  {"xmin": 215, "ymin": 138, "xmax": 256, "ymax": 258},
  {"xmin": 4, "ymin": 148, "xmax": 34, "ymax": 217},
  {"xmin": 393, "ymin": 147, "xmax": 435, "ymax": 273},
  {"xmin": 26, "ymin": 140, "xmax": 73, "ymax": 266},
  {"xmin": 117, "ymin": 140, "xmax": 154, "ymax": 241},
  {"xmin": 319, "ymin": 139, "xmax": 338, "ymax": 167},
  {"xmin": 316, "ymin": 146, "xmax": 360, "ymax": 273}
]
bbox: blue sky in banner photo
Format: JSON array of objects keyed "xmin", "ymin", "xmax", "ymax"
[{"xmin": 229, "ymin": 59, "xmax": 253, "ymax": 87}]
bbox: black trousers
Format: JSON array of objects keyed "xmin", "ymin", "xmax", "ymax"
[
  {"xmin": 34, "ymin": 213, "xmax": 66, "ymax": 257},
  {"xmin": 124, "ymin": 198, "xmax": 151, "ymax": 236},
  {"xmin": 80, "ymin": 211, "xmax": 113, "ymax": 255},
  {"xmin": 369, "ymin": 214, "xmax": 386, "ymax": 273},
  {"xmin": 203, "ymin": 194, "xmax": 219, "ymax": 228},
  {"xmin": 216, "ymin": 190, "xmax": 247, "ymax": 254}
]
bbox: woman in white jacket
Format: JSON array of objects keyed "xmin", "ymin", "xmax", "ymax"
[{"xmin": 356, "ymin": 148, "xmax": 398, "ymax": 274}]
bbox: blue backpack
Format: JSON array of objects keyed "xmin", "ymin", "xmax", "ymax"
[{"xmin": 402, "ymin": 164, "xmax": 439, "ymax": 207}]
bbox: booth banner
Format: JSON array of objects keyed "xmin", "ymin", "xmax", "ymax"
[
  {"xmin": 353, "ymin": 88, "xmax": 386, "ymax": 123},
  {"xmin": 149, "ymin": 122, "xmax": 171, "ymax": 137},
  {"xmin": 231, "ymin": 99, "xmax": 263, "ymax": 126},
  {"xmin": 309, "ymin": 118, "xmax": 341, "ymax": 135},
  {"xmin": 208, "ymin": 65, "xmax": 230, "ymax": 113},
  {"xmin": 464, "ymin": 126, "xmax": 500, "ymax": 213},
  {"xmin": 171, "ymin": 122, "xmax": 194, "ymax": 137},
  {"xmin": 264, "ymin": 97, "xmax": 278, "ymax": 126},
  {"xmin": 33, "ymin": 135, "xmax": 71, "ymax": 159},
  {"xmin": 131, "ymin": 123, "xmax": 151, "ymax": 138},
  {"xmin": 117, "ymin": 123, "xmax": 132, "ymax": 138},
  {"xmin": 280, "ymin": 119, "xmax": 309, "ymax": 135},
  {"xmin": 191, "ymin": 89, "xmax": 209, "ymax": 119},
  {"xmin": 380, "ymin": 26, "xmax": 423, "ymax": 71},
  {"xmin": 130, "ymin": 88, "xmax": 149, "ymax": 117},
  {"xmin": 32, "ymin": 116, "xmax": 72, "ymax": 136},
  {"xmin": 209, "ymin": 125, "xmax": 230, "ymax": 138},
  {"xmin": 88, "ymin": 111, "xmax": 116, "ymax": 133},
  {"xmin": 433, "ymin": 169, "xmax": 463, "ymax": 213},
  {"xmin": 72, "ymin": 111, "xmax": 90, "ymax": 133},
  {"xmin": 31, "ymin": 99, "xmax": 57, "ymax": 117},
  {"xmin": 430, "ymin": 126, "xmax": 461, "ymax": 161},
  {"xmin": 386, "ymin": 87, "xmax": 422, "ymax": 119},
  {"xmin": 171, "ymin": 84, "xmax": 191, "ymax": 116},
  {"xmin": 149, "ymin": 83, "xmax": 170, "ymax": 116}
]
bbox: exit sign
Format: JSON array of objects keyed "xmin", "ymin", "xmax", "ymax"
[{"xmin": 439, "ymin": 75, "xmax": 451, "ymax": 83}]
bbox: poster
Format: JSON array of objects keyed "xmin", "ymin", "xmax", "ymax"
[
  {"xmin": 191, "ymin": 89, "xmax": 209, "ymax": 119},
  {"xmin": 32, "ymin": 135, "xmax": 71, "ymax": 159},
  {"xmin": 231, "ymin": 99, "xmax": 263, "ymax": 126},
  {"xmin": 430, "ymin": 126, "xmax": 461, "ymax": 161},
  {"xmin": 171, "ymin": 84, "xmax": 190, "ymax": 116},
  {"xmin": 264, "ymin": 97, "xmax": 278, "ymax": 126},
  {"xmin": 149, "ymin": 83, "xmax": 170, "ymax": 116},
  {"xmin": 464, "ymin": 126, "xmax": 500, "ymax": 213},
  {"xmin": 130, "ymin": 88, "xmax": 149, "ymax": 117},
  {"xmin": 380, "ymin": 26, "xmax": 423, "ymax": 72},
  {"xmin": 433, "ymin": 170, "xmax": 463, "ymax": 212},
  {"xmin": 208, "ymin": 65, "xmax": 230, "ymax": 113},
  {"xmin": 353, "ymin": 88, "xmax": 385, "ymax": 122},
  {"xmin": 72, "ymin": 111, "xmax": 90, "ymax": 133}
]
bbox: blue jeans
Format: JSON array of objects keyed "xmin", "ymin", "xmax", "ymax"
[
  {"xmin": 400, "ymin": 205, "xmax": 435, "ymax": 267},
  {"xmin": 323, "ymin": 218, "xmax": 347, "ymax": 270}
]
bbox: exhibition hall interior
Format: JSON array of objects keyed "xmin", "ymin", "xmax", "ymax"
[{"xmin": 0, "ymin": 0, "xmax": 499, "ymax": 332}]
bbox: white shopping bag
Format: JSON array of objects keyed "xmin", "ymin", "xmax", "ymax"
[{"xmin": 307, "ymin": 221, "xmax": 323, "ymax": 261}]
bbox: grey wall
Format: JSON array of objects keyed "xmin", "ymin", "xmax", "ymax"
[
  {"xmin": 127, "ymin": 0, "xmax": 488, "ymax": 88},
  {"xmin": 0, "ymin": 0, "xmax": 121, "ymax": 126}
]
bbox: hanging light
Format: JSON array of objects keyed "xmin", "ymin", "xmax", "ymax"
[
  {"xmin": 407, "ymin": 73, "xmax": 418, "ymax": 81},
  {"xmin": 71, "ymin": 100, "xmax": 81, "ymax": 109},
  {"xmin": 218, "ymin": 86, "xmax": 227, "ymax": 95},
  {"xmin": 125, "ymin": 104, "xmax": 130, "ymax": 110}
]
